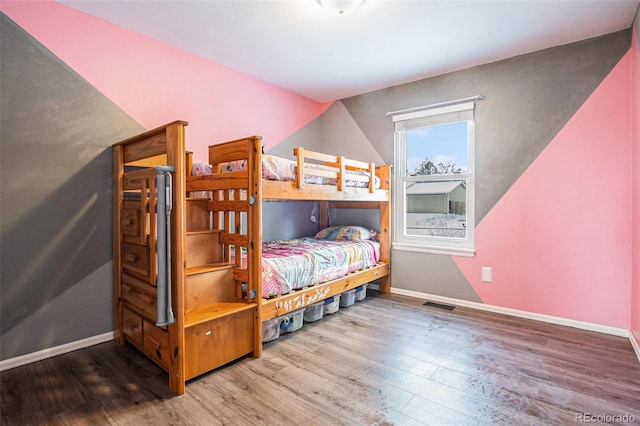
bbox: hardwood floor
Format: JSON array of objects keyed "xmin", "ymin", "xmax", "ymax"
[{"xmin": 2, "ymin": 292, "xmax": 640, "ymax": 425}]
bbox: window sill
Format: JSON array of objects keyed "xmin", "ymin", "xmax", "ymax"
[{"xmin": 392, "ymin": 242, "xmax": 475, "ymax": 258}]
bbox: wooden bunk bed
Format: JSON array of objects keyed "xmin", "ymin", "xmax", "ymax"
[{"xmin": 113, "ymin": 121, "xmax": 390, "ymax": 395}]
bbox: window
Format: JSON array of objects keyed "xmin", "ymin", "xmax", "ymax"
[{"xmin": 392, "ymin": 100, "xmax": 477, "ymax": 257}]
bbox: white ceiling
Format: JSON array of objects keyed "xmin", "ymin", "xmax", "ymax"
[{"xmin": 57, "ymin": 0, "xmax": 639, "ymax": 103}]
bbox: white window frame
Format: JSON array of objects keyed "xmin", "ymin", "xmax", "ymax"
[{"xmin": 392, "ymin": 101, "xmax": 476, "ymax": 257}]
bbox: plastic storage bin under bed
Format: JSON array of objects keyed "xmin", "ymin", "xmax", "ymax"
[
  {"xmin": 262, "ymin": 308, "xmax": 305, "ymax": 342},
  {"xmin": 303, "ymin": 302, "xmax": 324, "ymax": 322},
  {"xmin": 339, "ymin": 289, "xmax": 356, "ymax": 308},
  {"xmin": 280, "ymin": 309, "xmax": 305, "ymax": 334},
  {"xmin": 324, "ymin": 295, "xmax": 340, "ymax": 315},
  {"xmin": 262, "ymin": 316, "xmax": 281, "ymax": 342},
  {"xmin": 355, "ymin": 284, "xmax": 368, "ymax": 302}
]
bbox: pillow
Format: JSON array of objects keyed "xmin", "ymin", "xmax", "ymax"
[
  {"xmin": 315, "ymin": 225, "xmax": 378, "ymax": 242},
  {"xmin": 192, "ymin": 161, "xmax": 212, "ymax": 176}
]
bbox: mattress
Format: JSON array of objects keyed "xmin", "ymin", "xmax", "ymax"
[
  {"xmin": 193, "ymin": 155, "xmax": 380, "ymax": 189},
  {"xmin": 260, "ymin": 237, "xmax": 380, "ymax": 299}
]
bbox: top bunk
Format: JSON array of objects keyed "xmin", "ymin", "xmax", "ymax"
[{"xmin": 186, "ymin": 135, "xmax": 391, "ymax": 202}]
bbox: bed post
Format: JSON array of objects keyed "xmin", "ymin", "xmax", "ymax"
[
  {"xmin": 378, "ymin": 165, "xmax": 391, "ymax": 294},
  {"xmin": 248, "ymin": 137, "xmax": 263, "ymax": 358},
  {"xmin": 166, "ymin": 122, "xmax": 187, "ymax": 395}
]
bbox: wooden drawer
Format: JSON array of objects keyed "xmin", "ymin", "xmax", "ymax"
[
  {"xmin": 184, "ymin": 309, "xmax": 254, "ymax": 380},
  {"xmin": 122, "ymin": 273, "xmax": 157, "ymax": 322},
  {"xmin": 122, "ymin": 242, "xmax": 151, "ymax": 282},
  {"xmin": 143, "ymin": 319, "xmax": 170, "ymax": 371},
  {"xmin": 122, "ymin": 307, "xmax": 143, "ymax": 348},
  {"xmin": 121, "ymin": 200, "xmax": 147, "ymax": 245}
]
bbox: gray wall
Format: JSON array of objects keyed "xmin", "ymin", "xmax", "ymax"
[
  {"xmin": 262, "ymin": 201, "xmax": 321, "ymax": 242},
  {"xmin": 333, "ymin": 30, "xmax": 631, "ymax": 300},
  {"xmin": 342, "ymin": 30, "xmax": 630, "ymax": 223},
  {"xmin": 0, "ymin": 15, "xmax": 144, "ymax": 360}
]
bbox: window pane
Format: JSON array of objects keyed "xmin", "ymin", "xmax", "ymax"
[
  {"xmin": 405, "ymin": 179, "xmax": 467, "ymax": 239},
  {"xmin": 406, "ymin": 121, "xmax": 468, "ymax": 175}
]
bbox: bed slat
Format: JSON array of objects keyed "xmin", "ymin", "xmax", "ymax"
[{"xmin": 187, "ymin": 173, "xmax": 248, "ymax": 192}]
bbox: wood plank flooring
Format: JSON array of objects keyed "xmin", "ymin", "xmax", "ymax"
[{"xmin": 2, "ymin": 292, "xmax": 640, "ymax": 425}]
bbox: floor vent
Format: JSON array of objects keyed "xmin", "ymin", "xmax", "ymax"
[{"xmin": 424, "ymin": 301, "xmax": 455, "ymax": 311}]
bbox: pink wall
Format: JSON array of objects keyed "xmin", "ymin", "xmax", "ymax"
[
  {"xmin": 632, "ymin": 22, "xmax": 640, "ymax": 337},
  {"xmin": 455, "ymin": 53, "xmax": 633, "ymax": 329},
  {"xmin": 0, "ymin": 0, "xmax": 331, "ymax": 160}
]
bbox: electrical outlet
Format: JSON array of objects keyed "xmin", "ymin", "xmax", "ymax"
[{"xmin": 481, "ymin": 267, "xmax": 492, "ymax": 283}]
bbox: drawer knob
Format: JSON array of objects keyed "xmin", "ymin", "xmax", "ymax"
[
  {"xmin": 205, "ymin": 330, "xmax": 212, "ymax": 336},
  {"xmin": 124, "ymin": 253, "xmax": 138, "ymax": 262}
]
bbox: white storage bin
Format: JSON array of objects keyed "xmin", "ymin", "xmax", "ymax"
[
  {"xmin": 355, "ymin": 284, "xmax": 368, "ymax": 302},
  {"xmin": 339, "ymin": 289, "xmax": 356, "ymax": 308},
  {"xmin": 324, "ymin": 295, "xmax": 340, "ymax": 315},
  {"xmin": 280, "ymin": 309, "xmax": 305, "ymax": 334},
  {"xmin": 262, "ymin": 317, "xmax": 281, "ymax": 342},
  {"xmin": 304, "ymin": 302, "xmax": 324, "ymax": 322}
]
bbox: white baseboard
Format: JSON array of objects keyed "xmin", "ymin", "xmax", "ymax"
[
  {"xmin": 0, "ymin": 331, "xmax": 114, "ymax": 372},
  {"xmin": 391, "ymin": 287, "xmax": 630, "ymax": 338},
  {"xmin": 630, "ymin": 330, "xmax": 640, "ymax": 363}
]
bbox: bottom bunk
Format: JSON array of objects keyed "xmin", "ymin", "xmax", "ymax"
[
  {"xmin": 261, "ymin": 262, "xmax": 389, "ymax": 342},
  {"xmin": 255, "ymin": 229, "xmax": 389, "ymax": 342},
  {"xmin": 247, "ymin": 224, "xmax": 388, "ymax": 321},
  {"xmin": 261, "ymin": 261, "xmax": 389, "ymax": 321}
]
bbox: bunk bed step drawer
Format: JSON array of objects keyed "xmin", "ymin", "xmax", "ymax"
[
  {"xmin": 122, "ymin": 307, "xmax": 143, "ymax": 348},
  {"xmin": 122, "ymin": 273, "xmax": 157, "ymax": 322},
  {"xmin": 121, "ymin": 200, "xmax": 147, "ymax": 245},
  {"xmin": 186, "ymin": 232, "xmax": 222, "ymax": 267},
  {"xmin": 143, "ymin": 320, "xmax": 170, "ymax": 371},
  {"xmin": 121, "ymin": 242, "xmax": 151, "ymax": 282},
  {"xmin": 184, "ymin": 309, "xmax": 254, "ymax": 380}
]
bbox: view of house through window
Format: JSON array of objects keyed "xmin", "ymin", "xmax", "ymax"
[
  {"xmin": 392, "ymin": 100, "xmax": 477, "ymax": 256},
  {"xmin": 406, "ymin": 121, "xmax": 468, "ymax": 239}
]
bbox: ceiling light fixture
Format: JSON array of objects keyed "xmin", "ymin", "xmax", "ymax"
[{"xmin": 318, "ymin": 0, "xmax": 365, "ymax": 16}]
